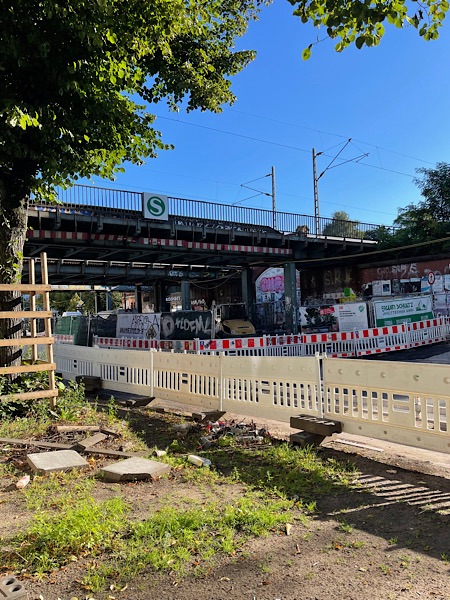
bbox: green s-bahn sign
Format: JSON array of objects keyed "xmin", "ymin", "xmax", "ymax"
[{"xmin": 142, "ymin": 192, "xmax": 168, "ymax": 221}]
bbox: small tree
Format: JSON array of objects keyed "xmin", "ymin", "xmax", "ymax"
[{"xmin": 322, "ymin": 211, "xmax": 362, "ymax": 238}]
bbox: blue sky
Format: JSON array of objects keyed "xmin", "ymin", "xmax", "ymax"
[{"xmin": 88, "ymin": 2, "xmax": 450, "ymax": 227}]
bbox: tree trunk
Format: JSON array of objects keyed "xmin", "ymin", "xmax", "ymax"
[{"xmin": 0, "ymin": 169, "xmax": 31, "ymax": 369}]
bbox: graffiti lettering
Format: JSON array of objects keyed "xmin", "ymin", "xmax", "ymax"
[
  {"xmin": 324, "ymin": 268, "xmax": 352, "ymax": 287},
  {"xmin": 174, "ymin": 316, "xmax": 211, "ymax": 335},
  {"xmin": 161, "ymin": 311, "xmax": 213, "ymax": 340},
  {"xmin": 117, "ymin": 314, "xmax": 160, "ymax": 339},
  {"xmin": 260, "ymin": 276, "xmax": 284, "ymax": 294},
  {"xmin": 376, "ymin": 263, "xmax": 419, "ymax": 279}
]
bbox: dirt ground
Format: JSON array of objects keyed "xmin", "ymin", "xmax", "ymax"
[{"xmin": 1, "ymin": 397, "xmax": 450, "ymax": 600}]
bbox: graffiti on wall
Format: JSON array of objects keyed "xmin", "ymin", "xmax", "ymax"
[
  {"xmin": 116, "ymin": 313, "xmax": 160, "ymax": 340},
  {"xmin": 160, "ymin": 311, "xmax": 213, "ymax": 340},
  {"xmin": 376, "ymin": 263, "xmax": 419, "ymax": 279}
]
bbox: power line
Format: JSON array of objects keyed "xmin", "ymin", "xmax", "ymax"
[
  {"xmin": 155, "ymin": 115, "xmax": 416, "ymax": 179},
  {"xmin": 267, "ymin": 235, "xmax": 450, "ymax": 268},
  {"xmin": 155, "ymin": 115, "xmax": 312, "ymax": 154},
  {"xmin": 226, "ymin": 108, "xmax": 435, "ymax": 166}
]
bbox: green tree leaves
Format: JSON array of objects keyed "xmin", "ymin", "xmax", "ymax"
[
  {"xmin": 0, "ymin": 0, "xmax": 263, "ymax": 202},
  {"xmin": 292, "ymin": 0, "xmax": 449, "ymax": 59}
]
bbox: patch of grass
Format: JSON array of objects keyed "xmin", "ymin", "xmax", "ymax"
[
  {"xmin": 388, "ymin": 536, "xmax": 398, "ymax": 545},
  {"xmin": 81, "ymin": 491, "xmax": 293, "ymax": 592},
  {"xmin": 2, "ymin": 496, "xmax": 128, "ymax": 577},
  {"xmin": 379, "ymin": 563, "xmax": 392, "ymax": 575},
  {"xmin": 23, "ymin": 471, "xmax": 96, "ymax": 512},
  {"xmin": 0, "ymin": 380, "xmax": 362, "ymax": 594},
  {"xmin": 338, "ymin": 520, "xmax": 354, "ymax": 533},
  {"xmin": 206, "ymin": 443, "xmax": 358, "ymax": 501},
  {"xmin": 0, "ymin": 379, "xmax": 91, "ymax": 438}
]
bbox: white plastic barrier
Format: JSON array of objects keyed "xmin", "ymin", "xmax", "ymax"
[
  {"xmin": 56, "ymin": 345, "xmax": 152, "ymax": 395},
  {"xmin": 54, "ymin": 344, "xmax": 450, "ymax": 454},
  {"xmin": 322, "ymin": 356, "xmax": 450, "ymax": 454}
]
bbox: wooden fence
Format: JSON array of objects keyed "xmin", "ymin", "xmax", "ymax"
[{"xmin": 0, "ymin": 253, "xmax": 57, "ymax": 407}]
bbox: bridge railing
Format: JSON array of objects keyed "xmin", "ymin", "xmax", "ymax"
[{"xmin": 29, "ymin": 183, "xmax": 391, "ymax": 238}]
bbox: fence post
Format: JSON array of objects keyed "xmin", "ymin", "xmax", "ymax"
[
  {"xmin": 405, "ymin": 322, "xmax": 413, "ymax": 349},
  {"xmin": 148, "ymin": 349, "xmax": 155, "ymax": 398},
  {"xmin": 219, "ymin": 351, "xmax": 224, "ymax": 411},
  {"xmin": 316, "ymin": 352, "xmax": 324, "ymax": 418}
]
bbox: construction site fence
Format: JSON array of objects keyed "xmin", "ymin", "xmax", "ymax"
[
  {"xmin": 87, "ymin": 317, "xmax": 450, "ymax": 358},
  {"xmin": 54, "ymin": 345, "xmax": 450, "ymax": 455}
]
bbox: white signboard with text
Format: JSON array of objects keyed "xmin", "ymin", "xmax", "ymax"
[
  {"xmin": 116, "ymin": 313, "xmax": 161, "ymax": 340},
  {"xmin": 334, "ymin": 302, "xmax": 369, "ymax": 332}
]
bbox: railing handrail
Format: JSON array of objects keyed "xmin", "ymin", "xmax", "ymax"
[{"xmin": 29, "ymin": 183, "xmax": 394, "ymax": 238}]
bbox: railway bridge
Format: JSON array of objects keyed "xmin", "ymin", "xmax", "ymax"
[{"xmin": 25, "ymin": 184, "xmax": 386, "ymax": 330}]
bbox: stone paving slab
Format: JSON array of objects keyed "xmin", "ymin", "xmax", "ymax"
[
  {"xmin": 100, "ymin": 457, "xmax": 171, "ymax": 482},
  {"xmin": 0, "ymin": 576, "xmax": 27, "ymax": 599},
  {"xmin": 27, "ymin": 450, "xmax": 89, "ymax": 474}
]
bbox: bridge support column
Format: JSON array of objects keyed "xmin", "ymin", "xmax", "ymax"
[
  {"xmin": 181, "ymin": 280, "xmax": 191, "ymax": 311},
  {"xmin": 106, "ymin": 290, "xmax": 113, "ymax": 311},
  {"xmin": 284, "ymin": 263, "xmax": 299, "ymax": 334},
  {"xmin": 155, "ymin": 281, "xmax": 169, "ymax": 313},
  {"xmin": 135, "ymin": 285, "xmax": 143, "ymax": 313},
  {"xmin": 241, "ymin": 267, "xmax": 255, "ymax": 325},
  {"xmin": 94, "ymin": 292, "xmax": 102, "ymax": 313}
]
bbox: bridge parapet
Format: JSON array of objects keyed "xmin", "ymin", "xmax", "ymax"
[{"xmin": 30, "ymin": 183, "xmax": 391, "ymax": 241}]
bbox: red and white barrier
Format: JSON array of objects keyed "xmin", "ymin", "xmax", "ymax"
[
  {"xmin": 85, "ymin": 319, "xmax": 450, "ymax": 358},
  {"xmin": 408, "ymin": 318, "xmax": 447, "ymax": 347},
  {"xmin": 302, "ymin": 331, "xmax": 355, "ymax": 358},
  {"xmin": 93, "ymin": 336, "xmax": 159, "ymax": 350},
  {"xmin": 159, "ymin": 340, "xmax": 198, "ymax": 352},
  {"xmin": 54, "ymin": 334, "xmax": 74, "ymax": 344},
  {"xmin": 355, "ymin": 324, "xmax": 410, "ymax": 356}
]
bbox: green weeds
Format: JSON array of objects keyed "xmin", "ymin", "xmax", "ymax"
[
  {"xmin": 80, "ymin": 492, "xmax": 292, "ymax": 592},
  {"xmin": 0, "ymin": 378, "xmax": 361, "ymax": 594}
]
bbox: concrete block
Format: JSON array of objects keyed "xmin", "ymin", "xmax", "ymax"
[
  {"xmin": 192, "ymin": 410, "xmax": 226, "ymax": 423},
  {"xmin": 0, "ymin": 576, "xmax": 27, "ymax": 599},
  {"xmin": 27, "ymin": 450, "xmax": 89, "ymax": 474},
  {"xmin": 100, "ymin": 457, "xmax": 171, "ymax": 482},
  {"xmin": 75, "ymin": 375, "xmax": 102, "ymax": 392},
  {"xmin": 290, "ymin": 431, "xmax": 326, "ymax": 448},
  {"xmin": 290, "ymin": 414, "xmax": 342, "ymax": 437}
]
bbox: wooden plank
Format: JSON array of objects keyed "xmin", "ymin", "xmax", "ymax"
[
  {"xmin": 0, "ymin": 389, "xmax": 58, "ymax": 401},
  {"xmin": 0, "ymin": 363, "xmax": 56, "ymax": 375},
  {"xmin": 40, "ymin": 252, "xmax": 57, "ymax": 410},
  {"xmin": 0, "ymin": 284, "xmax": 51, "ymax": 292},
  {"xmin": 29, "ymin": 259, "xmax": 38, "ymax": 362},
  {"xmin": 0, "ymin": 437, "xmax": 145, "ymax": 458},
  {"xmin": 0, "ymin": 311, "xmax": 53, "ymax": 318},
  {"xmin": 0, "ymin": 336, "xmax": 53, "ymax": 346},
  {"xmin": 56, "ymin": 425, "xmax": 100, "ymax": 433}
]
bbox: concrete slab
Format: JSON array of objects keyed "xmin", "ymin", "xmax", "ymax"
[
  {"xmin": 0, "ymin": 576, "xmax": 27, "ymax": 599},
  {"xmin": 27, "ymin": 450, "xmax": 89, "ymax": 474},
  {"xmin": 100, "ymin": 457, "xmax": 171, "ymax": 482}
]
